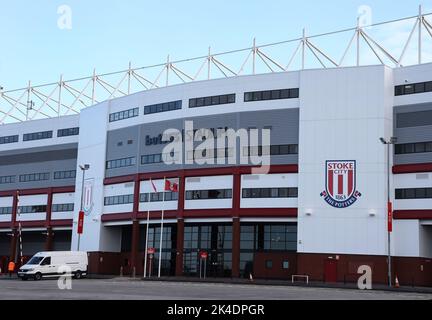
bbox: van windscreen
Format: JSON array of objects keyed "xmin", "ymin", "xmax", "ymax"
[{"xmin": 27, "ymin": 256, "xmax": 44, "ymax": 265}]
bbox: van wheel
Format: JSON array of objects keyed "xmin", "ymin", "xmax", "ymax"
[
  {"xmin": 74, "ymin": 271, "xmax": 82, "ymax": 279},
  {"xmin": 34, "ymin": 273, "xmax": 42, "ymax": 281}
]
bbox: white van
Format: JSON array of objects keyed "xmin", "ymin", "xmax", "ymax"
[{"xmin": 17, "ymin": 251, "xmax": 88, "ymax": 281}]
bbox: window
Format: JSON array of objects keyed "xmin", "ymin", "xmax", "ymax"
[
  {"xmin": 395, "ymin": 142, "xmax": 432, "ymax": 155},
  {"xmin": 185, "ymin": 189, "xmax": 232, "ymax": 200},
  {"xmin": 144, "ymin": 100, "xmax": 182, "ymax": 115},
  {"xmin": 242, "ymin": 188, "xmax": 298, "ymax": 198},
  {"xmin": 54, "ymin": 170, "xmax": 76, "ymax": 180},
  {"xmin": 23, "ymin": 131, "xmax": 53, "ymax": 141},
  {"xmin": 282, "ymin": 261, "xmax": 290, "ymax": 269},
  {"xmin": 189, "ymin": 94, "xmax": 235, "ymax": 108},
  {"xmin": 395, "ymin": 188, "xmax": 432, "ymax": 200},
  {"xmin": 244, "ymin": 88, "xmax": 299, "ymax": 102},
  {"xmin": 104, "ymin": 194, "xmax": 134, "ymax": 206},
  {"xmin": 139, "ymin": 191, "xmax": 178, "ymax": 202},
  {"xmin": 57, "ymin": 127, "xmax": 79, "ymax": 137},
  {"xmin": 52, "ymin": 203, "xmax": 74, "ymax": 212},
  {"xmin": 106, "ymin": 157, "xmax": 136, "ymax": 169},
  {"xmin": 0, "ymin": 135, "xmax": 19, "ymax": 145},
  {"xmin": 19, "ymin": 205, "xmax": 47, "ymax": 214},
  {"xmin": 395, "ymin": 81, "xmax": 432, "ymax": 96},
  {"xmin": 109, "ymin": 108, "xmax": 139, "ymax": 122},
  {"xmin": 141, "ymin": 152, "xmax": 177, "ymax": 165},
  {"xmin": 19, "ymin": 173, "xmax": 50, "ymax": 183},
  {"xmin": 0, "ymin": 207, "xmax": 12, "ymax": 215},
  {"xmin": 243, "ymin": 144, "xmax": 298, "ymax": 156},
  {"xmin": 40, "ymin": 257, "xmax": 51, "ymax": 266},
  {"xmin": 0, "ymin": 175, "xmax": 15, "ymax": 184}
]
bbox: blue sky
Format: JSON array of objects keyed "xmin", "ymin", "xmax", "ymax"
[{"xmin": 0, "ymin": 0, "xmax": 431, "ymax": 91}]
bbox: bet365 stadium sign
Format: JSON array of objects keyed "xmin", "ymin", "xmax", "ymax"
[{"xmin": 320, "ymin": 160, "xmax": 362, "ymax": 209}]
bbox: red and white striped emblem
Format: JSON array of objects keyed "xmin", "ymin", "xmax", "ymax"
[
  {"xmin": 321, "ymin": 160, "xmax": 361, "ymax": 208},
  {"xmin": 326, "ymin": 161, "xmax": 356, "ymax": 200}
]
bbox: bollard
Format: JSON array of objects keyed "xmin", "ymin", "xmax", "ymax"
[
  {"xmin": 132, "ymin": 266, "xmax": 136, "ymax": 278},
  {"xmin": 120, "ymin": 266, "xmax": 123, "ymax": 277}
]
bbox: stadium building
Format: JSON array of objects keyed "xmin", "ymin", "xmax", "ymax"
[{"xmin": 0, "ymin": 63, "xmax": 431, "ymax": 286}]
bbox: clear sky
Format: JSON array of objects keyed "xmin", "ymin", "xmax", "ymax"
[{"xmin": 0, "ymin": 0, "xmax": 431, "ymax": 91}]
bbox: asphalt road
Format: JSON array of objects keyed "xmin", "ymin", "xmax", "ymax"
[{"xmin": 0, "ymin": 278, "xmax": 432, "ymax": 300}]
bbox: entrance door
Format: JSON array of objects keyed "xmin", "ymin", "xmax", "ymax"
[
  {"xmin": 207, "ymin": 251, "xmax": 225, "ymax": 277},
  {"xmin": 324, "ymin": 259, "xmax": 338, "ymax": 283}
]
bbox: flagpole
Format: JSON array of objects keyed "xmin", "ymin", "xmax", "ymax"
[
  {"xmin": 143, "ymin": 180, "xmax": 151, "ymax": 278},
  {"xmin": 16, "ymin": 191, "xmax": 23, "ymax": 265},
  {"xmin": 158, "ymin": 177, "xmax": 166, "ymax": 278}
]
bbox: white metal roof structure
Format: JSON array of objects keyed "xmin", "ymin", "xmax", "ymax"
[{"xmin": 0, "ymin": 6, "xmax": 431, "ymax": 124}]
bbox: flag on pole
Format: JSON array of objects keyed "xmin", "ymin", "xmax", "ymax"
[
  {"xmin": 164, "ymin": 179, "xmax": 179, "ymax": 192},
  {"xmin": 150, "ymin": 179, "xmax": 158, "ymax": 193}
]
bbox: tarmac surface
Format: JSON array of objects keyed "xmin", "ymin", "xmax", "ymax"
[{"xmin": 0, "ymin": 277, "xmax": 432, "ymax": 300}]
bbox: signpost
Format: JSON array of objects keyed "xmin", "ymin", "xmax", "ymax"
[
  {"xmin": 199, "ymin": 251, "xmax": 208, "ymax": 279},
  {"xmin": 148, "ymin": 248, "xmax": 155, "ymax": 278}
]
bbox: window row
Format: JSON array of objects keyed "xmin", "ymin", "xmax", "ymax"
[
  {"xmin": 19, "ymin": 205, "xmax": 47, "ymax": 214},
  {"xmin": 243, "ymin": 144, "xmax": 299, "ymax": 156},
  {"xmin": 186, "ymin": 148, "xmax": 233, "ymax": 161},
  {"xmin": 104, "ymin": 194, "xmax": 134, "ymax": 206},
  {"xmin": 141, "ymin": 153, "xmax": 177, "ymax": 165},
  {"xmin": 109, "ymin": 107, "xmax": 139, "ymax": 122},
  {"xmin": 395, "ymin": 142, "xmax": 432, "ymax": 155},
  {"xmin": 0, "ymin": 207, "xmax": 12, "ymax": 215},
  {"xmin": 0, "ymin": 135, "xmax": 19, "ymax": 145},
  {"xmin": 395, "ymin": 188, "xmax": 432, "ymax": 200},
  {"xmin": 242, "ymin": 188, "xmax": 298, "ymax": 199},
  {"xmin": 19, "ymin": 172, "xmax": 50, "ymax": 183},
  {"xmin": 144, "ymin": 100, "xmax": 182, "ymax": 115},
  {"xmin": 23, "ymin": 131, "xmax": 53, "ymax": 141},
  {"xmin": 244, "ymin": 88, "xmax": 299, "ymax": 102},
  {"xmin": 52, "ymin": 203, "xmax": 74, "ymax": 212},
  {"xmin": 395, "ymin": 81, "xmax": 432, "ymax": 96},
  {"xmin": 57, "ymin": 127, "xmax": 79, "ymax": 137},
  {"xmin": 139, "ymin": 192, "xmax": 179, "ymax": 202},
  {"xmin": 54, "ymin": 170, "xmax": 76, "ymax": 180},
  {"xmin": 106, "ymin": 157, "xmax": 137, "ymax": 169},
  {"xmin": 185, "ymin": 189, "xmax": 232, "ymax": 200},
  {"xmin": 0, "ymin": 175, "xmax": 16, "ymax": 184},
  {"xmin": 189, "ymin": 94, "xmax": 236, "ymax": 108}
]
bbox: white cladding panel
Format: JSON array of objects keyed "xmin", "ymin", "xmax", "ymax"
[
  {"xmin": 185, "ymin": 175, "xmax": 233, "ymax": 190},
  {"xmin": 0, "ymin": 196, "xmax": 14, "ymax": 223},
  {"xmin": 394, "ymin": 173, "xmax": 432, "ymax": 210},
  {"xmin": 0, "ymin": 196, "xmax": 13, "ymax": 207},
  {"xmin": 0, "ymin": 115, "xmax": 79, "ymax": 152},
  {"xmin": 138, "ymin": 180, "xmax": 178, "ymax": 212},
  {"xmin": 71, "ymin": 102, "xmax": 121, "ymax": 252},
  {"xmin": 393, "ymin": 63, "xmax": 432, "ymax": 106},
  {"xmin": 52, "ymin": 192, "xmax": 75, "ymax": 220},
  {"xmin": 241, "ymin": 174, "xmax": 298, "ymax": 208},
  {"xmin": 108, "ymin": 72, "xmax": 300, "ymax": 131},
  {"xmin": 18, "ymin": 194, "xmax": 48, "ymax": 220},
  {"xmin": 52, "ymin": 192, "xmax": 75, "ymax": 204},
  {"xmin": 184, "ymin": 175, "xmax": 233, "ymax": 209},
  {"xmin": 297, "ymin": 66, "xmax": 394, "ymax": 256},
  {"xmin": 394, "ymin": 220, "xmax": 420, "ymax": 257}
]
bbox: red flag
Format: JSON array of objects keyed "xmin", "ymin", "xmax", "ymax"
[
  {"xmin": 165, "ymin": 179, "xmax": 179, "ymax": 192},
  {"xmin": 388, "ymin": 201, "xmax": 393, "ymax": 232}
]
